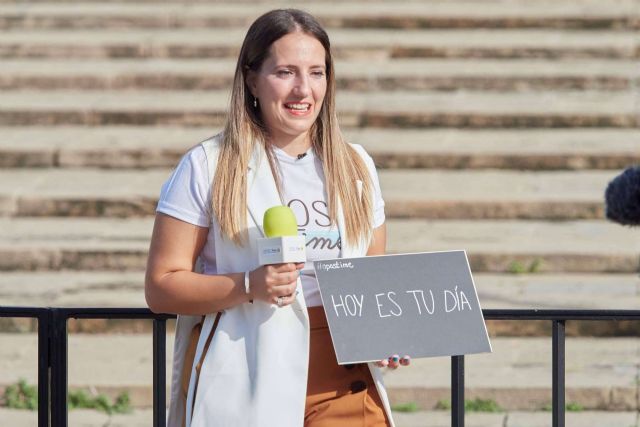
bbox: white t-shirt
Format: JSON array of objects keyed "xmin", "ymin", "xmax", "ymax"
[{"xmin": 156, "ymin": 143, "xmax": 385, "ymax": 307}]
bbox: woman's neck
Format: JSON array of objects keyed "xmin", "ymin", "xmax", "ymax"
[{"xmin": 268, "ymin": 132, "xmax": 311, "ymax": 157}]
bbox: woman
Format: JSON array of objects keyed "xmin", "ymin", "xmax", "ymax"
[{"xmin": 145, "ymin": 9, "xmax": 409, "ymax": 427}]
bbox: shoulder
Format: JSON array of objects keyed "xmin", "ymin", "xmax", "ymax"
[
  {"xmin": 199, "ymin": 132, "xmax": 224, "ymax": 161},
  {"xmin": 348, "ymin": 143, "xmax": 376, "ymax": 170},
  {"xmin": 348, "ymin": 142, "xmax": 367, "ymax": 157},
  {"xmin": 187, "ymin": 132, "xmax": 224, "ymax": 178},
  {"xmin": 200, "ymin": 132, "xmax": 223, "ymax": 150},
  {"xmin": 169, "ymin": 133, "xmax": 223, "ymax": 186}
]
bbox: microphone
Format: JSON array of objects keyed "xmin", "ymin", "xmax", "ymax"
[
  {"xmin": 605, "ymin": 166, "xmax": 640, "ymax": 226},
  {"xmin": 296, "ymin": 153, "xmax": 307, "ymax": 160},
  {"xmin": 258, "ymin": 206, "xmax": 307, "ymax": 265}
]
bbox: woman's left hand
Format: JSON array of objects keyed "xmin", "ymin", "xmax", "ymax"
[{"xmin": 375, "ymin": 355, "xmax": 411, "ymax": 369}]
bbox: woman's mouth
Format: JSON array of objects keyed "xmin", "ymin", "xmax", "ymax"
[{"xmin": 284, "ymin": 103, "xmax": 312, "ymax": 115}]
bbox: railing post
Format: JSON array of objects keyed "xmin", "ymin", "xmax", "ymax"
[
  {"xmin": 38, "ymin": 310, "xmax": 50, "ymax": 427},
  {"xmin": 452, "ymin": 355, "xmax": 465, "ymax": 427},
  {"xmin": 153, "ymin": 318, "xmax": 167, "ymax": 427},
  {"xmin": 552, "ymin": 320, "xmax": 565, "ymax": 427},
  {"xmin": 50, "ymin": 309, "xmax": 68, "ymax": 427}
]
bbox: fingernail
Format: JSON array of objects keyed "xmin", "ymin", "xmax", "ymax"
[{"xmin": 392, "ymin": 355, "xmax": 399, "ymax": 362}]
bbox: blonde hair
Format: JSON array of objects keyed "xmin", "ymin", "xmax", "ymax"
[{"xmin": 213, "ymin": 9, "xmax": 374, "ymax": 247}]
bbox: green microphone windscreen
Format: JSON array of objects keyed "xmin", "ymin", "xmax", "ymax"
[{"xmin": 263, "ymin": 206, "xmax": 299, "ymax": 238}]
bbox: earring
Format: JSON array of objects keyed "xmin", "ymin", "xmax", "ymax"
[{"xmin": 253, "ymin": 97, "xmax": 258, "ymax": 108}]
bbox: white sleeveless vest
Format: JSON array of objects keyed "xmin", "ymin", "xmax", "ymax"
[{"xmin": 166, "ymin": 135, "xmax": 395, "ymax": 427}]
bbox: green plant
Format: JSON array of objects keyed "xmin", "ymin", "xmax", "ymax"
[
  {"xmin": 435, "ymin": 399, "xmax": 451, "ymax": 410},
  {"xmin": 4, "ymin": 379, "xmax": 38, "ymax": 410},
  {"xmin": 391, "ymin": 401, "xmax": 419, "ymax": 413},
  {"xmin": 528, "ymin": 258, "xmax": 543, "ymax": 273},
  {"xmin": 507, "ymin": 261, "xmax": 527, "ymax": 274},
  {"xmin": 435, "ymin": 398, "xmax": 502, "ymax": 412},
  {"xmin": 566, "ymin": 402, "xmax": 583, "ymax": 412},
  {"xmin": 67, "ymin": 389, "xmax": 132, "ymax": 415},
  {"xmin": 67, "ymin": 389, "xmax": 92, "ymax": 410},
  {"xmin": 112, "ymin": 392, "xmax": 132, "ymax": 414},
  {"xmin": 507, "ymin": 259, "xmax": 543, "ymax": 274},
  {"xmin": 542, "ymin": 401, "xmax": 584, "ymax": 412},
  {"xmin": 464, "ymin": 398, "xmax": 502, "ymax": 412},
  {"xmin": 3, "ymin": 380, "xmax": 132, "ymax": 414}
]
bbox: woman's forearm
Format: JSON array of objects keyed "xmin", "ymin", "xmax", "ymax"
[
  {"xmin": 145, "ymin": 270, "xmax": 250, "ymax": 315},
  {"xmin": 145, "ymin": 214, "xmax": 253, "ymax": 315}
]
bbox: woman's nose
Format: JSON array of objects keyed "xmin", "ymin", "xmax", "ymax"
[{"xmin": 293, "ymin": 74, "xmax": 311, "ymax": 97}]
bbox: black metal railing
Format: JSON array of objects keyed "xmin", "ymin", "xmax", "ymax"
[
  {"xmin": 1, "ymin": 307, "xmax": 639, "ymax": 427},
  {"xmin": 0, "ymin": 307, "xmax": 175, "ymax": 427}
]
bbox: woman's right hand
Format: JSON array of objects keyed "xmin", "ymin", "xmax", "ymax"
[{"xmin": 248, "ymin": 262, "xmax": 304, "ymax": 306}]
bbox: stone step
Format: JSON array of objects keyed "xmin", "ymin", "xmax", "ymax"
[
  {"xmin": 0, "ymin": 168, "xmax": 618, "ymax": 220},
  {"xmin": 2, "ymin": 272, "xmax": 637, "ymax": 310},
  {"xmin": 0, "ymin": 1, "xmax": 637, "ymax": 31},
  {"xmin": 394, "ymin": 411, "xmax": 640, "ymax": 427},
  {"xmin": 0, "ymin": 409, "xmax": 153, "ymax": 427},
  {"xmin": 0, "ymin": 0, "xmax": 633, "ymax": 7},
  {"xmin": 0, "ymin": 270, "xmax": 148, "ymax": 333},
  {"xmin": 355, "ymin": 129, "xmax": 640, "ymax": 170},
  {"xmin": 0, "ymin": 28, "xmax": 636, "ymax": 59},
  {"xmin": 1, "ymin": 272, "xmax": 637, "ymax": 336},
  {"xmin": 0, "ymin": 271, "xmax": 146, "ymax": 308},
  {"xmin": 0, "ymin": 90, "xmax": 636, "ymax": 128},
  {"xmin": 1, "ymin": 58, "xmax": 636, "ymax": 91},
  {"xmin": 0, "ymin": 218, "xmax": 637, "ymax": 273},
  {"xmin": 390, "ymin": 337, "xmax": 640, "ymax": 411},
  {"xmin": 477, "ymin": 273, "xmax": 640, "ymax": 337},
  {"xmin": 1, "ymin": 334, "xmax": 638, "ymax": 411},
  {"xmin": 1, "ymin": 409, "xmax": 638, "ymax": 427},
  {"xmin": 378, "ymin": 170, "xmax": 612, "ymax": 220},
  {"xmin": 1, "ymin": 127, "xmax": 638, "ymax": 170}
]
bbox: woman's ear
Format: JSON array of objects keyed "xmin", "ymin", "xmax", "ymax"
[{"xmin": 245, "ymin": 70, "xmax": 258, "ymax": 97}]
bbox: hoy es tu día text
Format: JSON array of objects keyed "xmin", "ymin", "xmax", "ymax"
[{"xmin": 329, "ymin": 287, "xmax": 472, "ymax": 318}]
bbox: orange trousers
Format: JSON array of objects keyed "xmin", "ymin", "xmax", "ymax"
[{"xmin": 305, "ymin": 306, "xmax": 390, "ymax": 427}]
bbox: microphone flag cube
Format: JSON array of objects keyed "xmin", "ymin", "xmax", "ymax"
[
  {"xmin": 258, "ymin": 236, "xmax": 306, "ymax": 265},
  {"xmin": 258, "ymin": 206, "xmax": 307, "ymax": 265}
]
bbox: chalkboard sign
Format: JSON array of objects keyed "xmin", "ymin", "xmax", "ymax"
[{"xmin": 314, "ymin": 251, "xmax": 492, "ymax": 364}]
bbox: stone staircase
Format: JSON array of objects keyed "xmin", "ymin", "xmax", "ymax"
[{"xmin": 1, "ymin": 0, "xmax": 639, "ymax": 419}]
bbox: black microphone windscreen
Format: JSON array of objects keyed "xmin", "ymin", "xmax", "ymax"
[{"xmin": 605, "ymin": 166, "xmax": 640, "ymax": 226}]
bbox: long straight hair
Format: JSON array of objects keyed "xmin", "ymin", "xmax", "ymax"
[{"xmin": 213, "ymin": 9, "xmax": 374, "ymax": 247}]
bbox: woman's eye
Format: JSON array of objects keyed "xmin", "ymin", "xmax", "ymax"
[
  {"xmin": 277, "ymin": 70, "xmax": 293, "ymax": 77},
  {"xmin": 311, "ymin": 71, "xmax": 326, "ymax": 78}
]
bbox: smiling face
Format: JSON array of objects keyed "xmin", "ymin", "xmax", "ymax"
[{"xmin": 247, "ymin": 31, "xmax": 328, "ymax": 147}]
